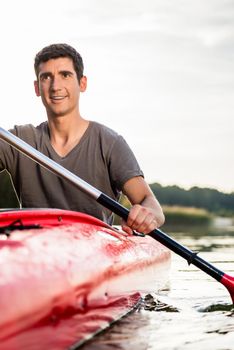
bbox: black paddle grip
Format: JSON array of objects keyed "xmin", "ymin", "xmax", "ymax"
[
  {"xmin": 97, "ymin": 193, "xmax": 129, "ymax": 222},
  {"xmin": 149, "ymin": 228, "xmax": 224, "ymax": 282}
]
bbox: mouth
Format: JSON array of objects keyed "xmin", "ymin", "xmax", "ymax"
[{"xmin": 50, "ymin": 96, "xmax": 67, "ymax": 102}]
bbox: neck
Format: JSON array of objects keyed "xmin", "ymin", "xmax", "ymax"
[{"xmin": 47, "ymin": 114, "xmax": 90, "ymax": 157}]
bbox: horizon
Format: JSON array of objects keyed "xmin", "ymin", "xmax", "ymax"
[{"xmin": 148, "ymin": 180, "xmax": 234, "ymax": 195}]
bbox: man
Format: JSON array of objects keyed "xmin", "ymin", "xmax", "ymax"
[{"xmin": 0, "ymin": 43, "xmax": 164, "ymax": 234}]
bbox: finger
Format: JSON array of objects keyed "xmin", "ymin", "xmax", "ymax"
[
  {"xmin": 134, "ymin": 216, "xmax": 157, "ymax": 234},
  {"xmin": 127, "ymin": 205, "xmax": 149, "ymax": 229},
  {"xmin": 121, "ymin": 225, "xmax": 133, "ymax": 235},
  {"xmin": 121, "ymin": 219, "xmax": 133, "ymax": 235},
  {"xmin": 142, "ymin": 218, "xmax": 158, "ymax": 234}
]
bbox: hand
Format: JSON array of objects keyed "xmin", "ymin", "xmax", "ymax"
[{"xmin": 121, "ymin": 204, "xmax": 163, "ymax": 235}]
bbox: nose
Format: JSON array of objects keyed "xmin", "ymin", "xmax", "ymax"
[{"xmin": 50, "ymin": 76, "xmax": 62, "ymax": 91}]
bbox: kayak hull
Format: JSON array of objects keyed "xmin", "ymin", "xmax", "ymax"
[{"xmin": 0, "ymin": 209, "xmax": 171, "ymax": 349}]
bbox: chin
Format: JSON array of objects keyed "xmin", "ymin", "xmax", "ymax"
[{"xmin": 48, "ymin": 109, "xmax": 69, "ymax": 118}]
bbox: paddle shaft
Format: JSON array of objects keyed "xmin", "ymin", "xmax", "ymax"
[
  {"xmin": 0, "ymin": 127, "xmax": 233, "ymax": 302},
  {"xmin": 98, "ymin": 193, "xmax": 224, "ymax": 281}
]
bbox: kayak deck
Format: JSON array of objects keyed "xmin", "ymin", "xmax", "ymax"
[{"xmin": 0, "ymin": 209, "xmax": 171, "ymax": 349}]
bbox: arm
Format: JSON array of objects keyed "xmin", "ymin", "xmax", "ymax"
[{"xmin": 122, "ymin": 176, "xmax": 165, "ymax": 234}]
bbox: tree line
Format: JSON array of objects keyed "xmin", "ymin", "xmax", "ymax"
[
  {"xmin": 150, "ymin": 183, "xmax": 234, "ymax": 216},
  {"xmin": 1, "ymin": 170, "xmax": 234, "ymax": 215}
]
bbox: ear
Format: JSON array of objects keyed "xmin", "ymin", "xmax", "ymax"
[
  {"xmin": 34, "ymin": 80, "xmax": 40, "ymax": 97},
  {"xmin": 79, "ymin": 76, "xmax": 87, "ymax": 92}
]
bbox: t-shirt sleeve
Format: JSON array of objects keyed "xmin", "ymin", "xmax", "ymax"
[
  {"xmin": 0, "ymin": 124, "xmax": 37, "ymax": 173},
  {"xmin": 108, "ymin": 135, "xmax": 144, "ymax": 191}
]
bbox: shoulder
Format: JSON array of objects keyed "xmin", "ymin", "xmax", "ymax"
[
  {"xmin": 90, "ymin": 121, "xmax": 129, "ymax": 148},
  {"xmin": 10, "ymin": 122, "xmax": 48, "ymax": 145},
  {"xmin": 11, "ymin": 122, "xmax": 47, "ymax": 136},
  {"xmin": 90, "ymin": 121, "xmax": 120, "ymax": 141},
  {"xmin": 89, "ymin": 121, "xmax": 125, "ymax": 153}
]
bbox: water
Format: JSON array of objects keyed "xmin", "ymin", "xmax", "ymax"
[{"xmin": 81, "ymin": 222, "xmax": 234, "ymax": 350}]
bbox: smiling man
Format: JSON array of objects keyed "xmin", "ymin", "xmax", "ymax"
[{"xmin": 0, "ymin": 43, "xmax": 164, "ymax": 234}]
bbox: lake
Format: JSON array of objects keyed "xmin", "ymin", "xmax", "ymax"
[{"xmin": 82, "ymin": 219, "xmax": 234, "ymax": 350}]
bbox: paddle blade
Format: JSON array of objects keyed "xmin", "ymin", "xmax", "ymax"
[{"xmin": 221, "ymin": 274, "xmax": 234, "ymax": 304}]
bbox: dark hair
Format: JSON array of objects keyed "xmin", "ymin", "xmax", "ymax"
[{"xmin": 34, "ymin": 43, "xmax": 84, "ymax": 82}]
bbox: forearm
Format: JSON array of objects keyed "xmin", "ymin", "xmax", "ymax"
[
  {"xmin": 122, "ymin": 176, "xmax": 165, "ymax": 234},
  {"xmin": 139, "ymin": 193, "xmax": 165, "ymax": 227}
]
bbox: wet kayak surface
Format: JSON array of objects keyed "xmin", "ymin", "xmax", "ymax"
[
  {"xmin": 82, "ymin": 224, "xmax": 234, "ymax": 350},
  {"xmin": 0, "ymin": 210, "xmax": 170, "ymax": 350},
  {"xmin": 1, "ymin": 218, "xmax": 233, "ymax": 349}
]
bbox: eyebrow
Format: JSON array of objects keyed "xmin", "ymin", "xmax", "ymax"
[
  {"xmin": 39, "ymin": 70, "xmax": 74, "ymax": 79},
  {"xmin": 59, "ymin": 70, "xmax": 74, "ymax": 76}
]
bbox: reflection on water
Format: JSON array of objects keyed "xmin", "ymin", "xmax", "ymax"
[
  {"xmin": 81, "ymin": 221, "xmax": 234, "ymax": 350},
  {"xmin": 197, "ymin": 303, "xmax": 234, "ymax": 313},
  {"xmin": 143, "ymin": 294, "xmax": 180, "ymax": 313}
]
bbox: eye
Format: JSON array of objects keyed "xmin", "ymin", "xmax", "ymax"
[
  {"xmin": 61, "ymin": 71, "xmax": 72, "ymax": 79},
  {"xmin": 40, "ymin": 73, "xmax": 51, "ymax": 82}
]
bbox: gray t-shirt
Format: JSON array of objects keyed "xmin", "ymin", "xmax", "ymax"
[{"xmin": 0, "ymin": 121, "xmax": 143, "ymax": 224}]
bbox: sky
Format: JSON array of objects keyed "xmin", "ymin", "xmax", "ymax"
[{"xmin": 0, "ymin": 0, "xmax": 233, "ymax": 192}]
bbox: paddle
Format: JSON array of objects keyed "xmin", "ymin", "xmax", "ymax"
[{"xmin": 0, "ymin": 126, "xmax": 233, "ymax": 303}]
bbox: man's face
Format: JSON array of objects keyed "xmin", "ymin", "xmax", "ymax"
[{"xmin": 34, "ymin": 57, "xmax": 86, "ymax": 118}]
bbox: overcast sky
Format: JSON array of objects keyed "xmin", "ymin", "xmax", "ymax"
[{"xmin": 1, "ymin": 0, "xmax": 233, "ymax": 192}]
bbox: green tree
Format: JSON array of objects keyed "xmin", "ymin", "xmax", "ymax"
[{"xmin": 150, "ymin": 183, "xmax": 234, "ymax": 216}]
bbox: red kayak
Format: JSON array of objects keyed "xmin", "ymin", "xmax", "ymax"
[{"xmin": 0, "ymin": 209, "xmax": 171, "ymax": 349}]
